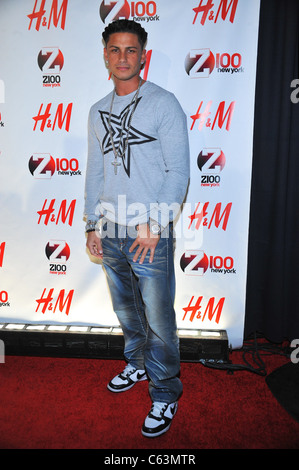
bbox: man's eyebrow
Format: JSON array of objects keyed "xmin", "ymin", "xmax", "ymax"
[{"xmin": 108, "ymin": 44, "xmax": 138, "ymax": 49}]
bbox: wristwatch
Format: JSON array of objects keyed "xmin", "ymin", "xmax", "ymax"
[
  {"xmin": 149, "ymin": 218, "xmax": 161, "ymax": 235},
  {"xmin": 85, "ymin": 220, "xmax": 97, "ymax": 233}
]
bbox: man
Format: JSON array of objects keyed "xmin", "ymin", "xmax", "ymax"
[{"xmin": 84, "ymin": 19, "xmax": 189, "ymax": 438}]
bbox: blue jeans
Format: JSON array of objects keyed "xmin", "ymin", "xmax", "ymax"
[{"xmin": 101, "ymin": 219, "xmax": 182, "ymax": 403}]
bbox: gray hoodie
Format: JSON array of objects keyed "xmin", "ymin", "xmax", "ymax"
[{"xmin": 84, "ymin": 81, "xmax": 190, "ymax": 229}]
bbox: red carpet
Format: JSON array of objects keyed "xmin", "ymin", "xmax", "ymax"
[{"xmin": 0, "ymin": 344, "xmax": 298, "ymax": 450}]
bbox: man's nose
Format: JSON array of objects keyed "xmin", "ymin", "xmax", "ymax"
[{"xmin": 119, "ymin": 51, "xmax": 128, "ymax": 62}]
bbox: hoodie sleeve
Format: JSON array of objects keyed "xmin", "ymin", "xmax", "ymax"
[
  {"xmin": 83, "ymin": 107, "xmax": 104, "ymax": 222},
  {"xmin": 149, "ymin": 93, "xmax": 190, "ymax": 228}
]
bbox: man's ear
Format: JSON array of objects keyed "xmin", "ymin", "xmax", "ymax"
[
  {"xmin": 104, "ymin": 48, "xmax": 108, "ymax": 62},
  {"xmin": 140, "ymin": 49, "xmax": 147, "ymax": 68}
]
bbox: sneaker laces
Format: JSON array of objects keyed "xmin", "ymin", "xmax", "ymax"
[
  {"xmin": 150, "ymin": 402, "xmax": 168, "ymax": 418},
  {"xmin": 121, "ymin": 364, "xmax": 136, "ymax": 378}
]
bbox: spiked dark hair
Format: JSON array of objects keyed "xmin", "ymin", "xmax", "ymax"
[{"xmin": 102, "ymin": 19, "xmax": 148, "ymax": 49}]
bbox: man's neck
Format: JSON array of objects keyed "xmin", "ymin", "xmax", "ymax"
[{"xmin": 114, "ymin": 76, "xmax": 143, "ymax": 96}]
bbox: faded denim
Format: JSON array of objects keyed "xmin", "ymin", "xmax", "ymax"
[{"xmin": 101, "ymin": 219, "xmax": 182, "ymax": 403}]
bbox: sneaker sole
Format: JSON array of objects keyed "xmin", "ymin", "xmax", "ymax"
[
  {"xmin": 141, "ymin": 422, "xmax": 172, "ymax": 438},
  {"xmin": 107, "ymin": 382, "xmax": 136, "ymax": 393}
]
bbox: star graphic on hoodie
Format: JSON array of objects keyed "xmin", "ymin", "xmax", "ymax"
[{"xmin": 98, "ymin": 97, "xmax": 156, "ymax": 177}]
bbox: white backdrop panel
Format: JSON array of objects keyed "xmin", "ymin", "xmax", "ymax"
[{"xmin": 0, "ymin": 0, "xmax": 260, "ymax": 349}]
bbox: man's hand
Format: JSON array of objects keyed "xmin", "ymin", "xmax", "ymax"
[
  {"xmin": 129, "ymin": 223, "xmax": 160, "ymax": 264},
  {"xmin": 86, "ymin": 231, "xmax": 103, "ymax": 259}
]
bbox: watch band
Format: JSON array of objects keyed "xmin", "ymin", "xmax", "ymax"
[{"xmin": 85, "ymin": 220, "xmax": 97, "ymax": 233}]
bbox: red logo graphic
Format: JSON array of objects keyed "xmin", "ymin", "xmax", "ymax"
[
  {"xmin": 216, "ymin": 52, "xmax": 243, "ymax": 74},
  {"xmin": 197, "ymin": 148, "xmax": 226, "ymax": 172},
  {"xmin": 182, "ymin": 295, "xmax": 225, "ymax": 324},
  {"xmin": 185, "ymin": 49, "xmax": 215, "ymax": 78},
  {"xmin": 185, "ymin": 49, "xmax": 243, "ymax": 77},
  {"xmin": 100, "ymin": 0, "xmax": 130, "ymax": 22},
  {"xmin": 188, "ymin": 202, "xmax": 232, "ymax": 231},
  {"xmin": 35, "ymin": 288, "xmax": 74, "ymax": 315},
  {"xmin": 99, "ymin": 1, "xmax": 158, "ymax": 23},
  {"xmin": 198, "ymin": 148, "xmax": 226, "ymax": 187},
  {"xmin": 190, "ymin": 100, "xmax": 235, "ymax": 131},
  {"xmin": 209, "ymin": 255, "xmax": 235, "ymax": 273},
  {"xmin": 193, "ymin": 0, "xmax": 238, "ymax": 26},
  {"xmin": 38, "ymin": 47, "xmax": 64, "ymax": 87},
  {"xmin": 28, "ymin": 0, "xmax": 68, "ymax": 31},
  {"xmin": 0, "ymin": 112, "xmax": 4, "ymax": 127},
  {"xmin": 33, "ymin": 103, "xmax": 73, "ymax": 132},
  {"xmin": 29, "ymin": 154, "xmax": 81, "ymax": 178},
  {"xmin": 180, "ymin": 251, "xmax": 235, "ymax": 275},
  {"xmin": 45, "ymin": 240, "xmax": 70, "ymax": 262},
  {"xmin": 38, "ymin": 47, "xmax": 64, "ymax": 73},
  {"xmin": 29, "ymin": 154, "xmax": 55, "ymax": 178},
  {"xmin": 37, "ymin": 199, "xmax": 76, "ymax": 226},
  {"xmin": 45, "ymin": 240, "xmax": 70, "ymax": 275},
  {"xmin": 0, "ymin": 290, "xmax": 9, "ymax": 307},
  {"xmin": 180, "ymin": 251, "xmax": 209, "ymax": 276},
  {"xmin": 0, "ymin": 242, "xmax": 5, "ymax": 267},
  {"xmin": 55, "ymin": 157, "xmax": 80, "ymax": 175}
]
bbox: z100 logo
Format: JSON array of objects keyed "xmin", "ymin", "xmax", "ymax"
[
  {"xmin": 180, "ymin": 250, "xmax": 235, "ymax": 276},
  {"xmin": 38, "ymin": 47, "xmax": 64, "ymax": 87},
  {"xmin": 185, "ymin": 49, "xmax": 243, "ymax": 78},
  {"xmin": 33, "ymin": 103, "xmax": 73, "ymax": 132},
  {"xmin": 37, "ymin": 199, "xmax": 76, "ymax": 226},
  {"xmin": 193, "ymin": 0, "xmax": 238, "ymax": 25},
  {"xmin": 28, "ymin": 0, "xmax": 68, "ymax": 31},
  {"xmin": 45, "ymin": 240, "xmax": 70, "ymax": 275},
  {"xmin": 100, "ymin": 0, "xmax": 159, "ymax": 23},
  {"xmin": 0, "ymin": 290, "xmax": 10, "ymax": 308},
  {"xmin": 198, "ymin": 148, "xmax": 226, "ymax": 187},
  {"xmin": 29, "ymin": 154, "xmax": 81, "ymax": 178}
]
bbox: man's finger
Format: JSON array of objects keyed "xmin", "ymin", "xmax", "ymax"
[
  {"xmin": 129, "ymin": 239, "xmax": 138, "ymax": 256},
  {"xmin": 137, "ymin": 247, "xmax": 149, "ymax": 264},
  {"xmin": 132, "ymin": 246, "xmax": 144, "ymax": 263},
  {"xmin": 148, "ymin": 246, "xmax": 156, "ymax": 264}
]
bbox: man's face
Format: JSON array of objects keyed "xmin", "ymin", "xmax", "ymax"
[{"xmin": 104, "ymin": 32, "xmax": 146, "ymax": 83}]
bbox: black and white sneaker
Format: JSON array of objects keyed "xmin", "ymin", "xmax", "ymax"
[
  {"xmin": 107, "ymin": 364, "xmax": 147, "ymax": 392},
  {"xmin": 141, "ymin": 401, "xmax": 178, "ymax": 438}
]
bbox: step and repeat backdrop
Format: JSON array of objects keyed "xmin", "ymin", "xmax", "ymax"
[{"xmin": 0, "ymin": 0, "xmax": 260, "ymax": 349}]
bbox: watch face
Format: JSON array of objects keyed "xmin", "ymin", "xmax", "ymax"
[{"xmin": 151, "ymin": 224, "xmax": 161, "ymax": 235}]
